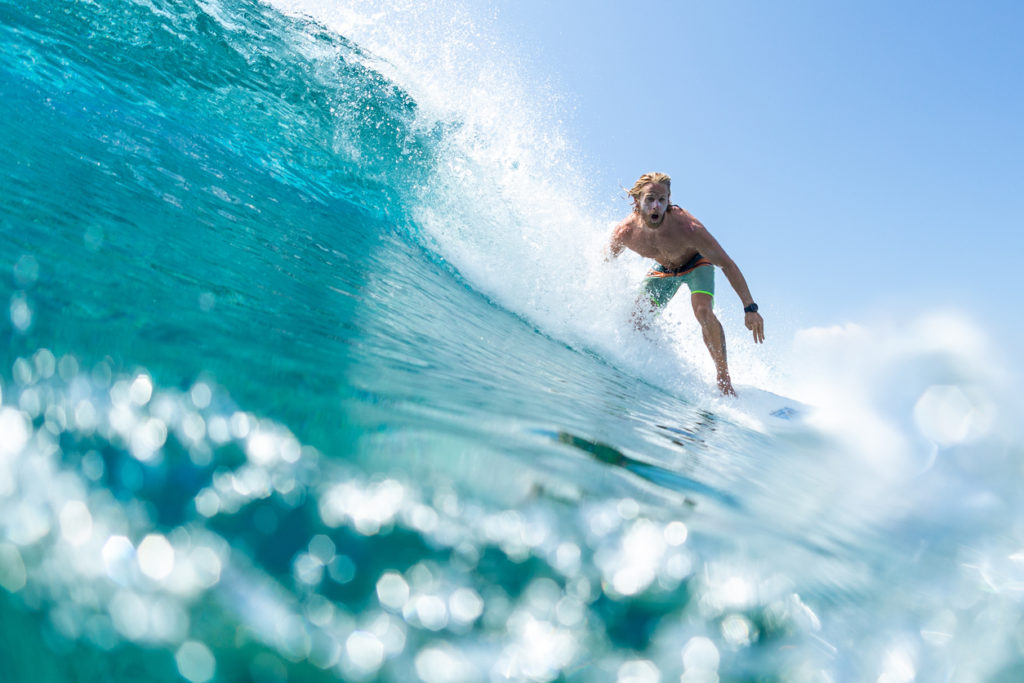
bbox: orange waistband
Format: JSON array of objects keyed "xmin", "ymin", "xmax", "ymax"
[{"xmin": 646, "ymin": 258, "xmax": 712, "ymax": 278}]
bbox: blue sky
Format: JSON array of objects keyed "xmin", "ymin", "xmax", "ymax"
[{"xmin": 467, "ymin": 1, "xmax": 1024, "ymax": 344}]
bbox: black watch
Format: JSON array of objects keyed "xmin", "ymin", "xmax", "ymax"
[{"xmin": 743, "ymin": 303, "xmax": 759, "ymax": 314}]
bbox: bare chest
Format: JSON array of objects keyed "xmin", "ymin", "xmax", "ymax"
[{"xmin": 626, "ymin": 222, "xmax": 699, "ymax": 264}]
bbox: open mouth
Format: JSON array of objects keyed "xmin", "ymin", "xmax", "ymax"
[{"xmin": 650, "ymin": 212, "xmax": 660, "ymax": 222}]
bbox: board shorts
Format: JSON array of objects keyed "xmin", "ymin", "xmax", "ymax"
[{"xmin": 642, "ymin": 253, "xmax": 715, "ymax": 308}]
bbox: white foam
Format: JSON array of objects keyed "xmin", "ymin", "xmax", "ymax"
[{"xmin": 782, "ymin": 310, "xmax": 1019, "ymax": 478}]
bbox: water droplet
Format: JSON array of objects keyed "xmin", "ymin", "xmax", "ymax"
[
  {"xmin": 176, "ymin": 641, "xmax": 216, "ymax": 683},
  {"xmin": 137, "ymin": 534, "xmax": 175, "ymax": 581}
]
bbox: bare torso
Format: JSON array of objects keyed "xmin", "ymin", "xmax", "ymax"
[{"xmin": 612, "ymin": 205, "xmax": 708, "ymax": 269}]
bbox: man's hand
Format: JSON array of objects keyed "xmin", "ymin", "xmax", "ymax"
[{"xmin": 745, "ymin": 311, "xmax": 765, "ymax": 344}]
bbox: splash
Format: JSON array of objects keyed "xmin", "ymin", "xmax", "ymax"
[{"xmin": 266, "ymin": 0, "xmax": 642, "ymax": 353}]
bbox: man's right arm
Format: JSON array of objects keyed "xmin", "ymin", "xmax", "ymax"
[{"xmin": 606, "ymin": 222, "xmax": 629, "ymax": 260}]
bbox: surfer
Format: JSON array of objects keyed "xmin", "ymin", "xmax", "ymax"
[{"xmin": 607, "ymin": 172, "xmax": 765, "ymax": 396}]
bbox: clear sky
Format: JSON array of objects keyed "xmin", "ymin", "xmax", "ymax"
[{"xmin": 463, "ymin": 0, "xmax": 1024, "ymax": 345}]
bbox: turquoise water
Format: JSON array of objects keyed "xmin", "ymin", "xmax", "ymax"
[{"xmin": 3, "ymin": 0, "xmax": 1024, "ymax": 681}]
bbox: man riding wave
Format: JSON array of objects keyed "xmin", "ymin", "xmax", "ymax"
[{"xmin": 607, "ymin": 172, "xmax": 765, "ymax": 395}]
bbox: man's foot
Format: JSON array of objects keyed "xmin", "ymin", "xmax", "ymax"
[{"xmin": 717, "ymin": 375, "xmax": 737, "ymax": 396}]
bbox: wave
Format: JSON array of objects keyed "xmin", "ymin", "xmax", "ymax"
[{"xmin": 3, "ymin": 0, "xmax": 1024, "ymax": 681}]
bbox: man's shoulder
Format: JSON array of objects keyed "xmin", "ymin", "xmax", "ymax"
[
  {"xmin": 613, "ymin": 214, "xmax": 641, "ymax": 237},
  {"xmin": 669, "ymin": 205, "xmax": 704, "ymax": 231},
  {"xmin": 669, "ymin": 204, "xmax": 694, "ymax": 219}
]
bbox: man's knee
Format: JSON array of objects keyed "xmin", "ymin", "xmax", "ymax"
[{"xmin": 691, "ymin": 298, "xmax": 716, "ymax": 324}]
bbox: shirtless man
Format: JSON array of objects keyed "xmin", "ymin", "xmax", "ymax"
[{"xmin": 607, "ymin": 172, "xmax": 765, "ymax": 395}]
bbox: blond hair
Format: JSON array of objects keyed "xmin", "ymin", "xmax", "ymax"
[{"xmin": 626, "ymin": 172, "xmax": 671, "ymax": 201}]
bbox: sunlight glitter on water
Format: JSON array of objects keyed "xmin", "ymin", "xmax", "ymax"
[{"xmin": 1, "ymin": 341, "xmax": 1021, "ymax": 680}]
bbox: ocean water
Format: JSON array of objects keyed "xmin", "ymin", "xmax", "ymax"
[{"xmin": 3, "ymin": 1, "xmax": 1024, "ymax": 681}]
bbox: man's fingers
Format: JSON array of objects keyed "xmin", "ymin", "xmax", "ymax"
[
  {"xmin": 752, "ymin": 320, "xmax": 764, "ymax": 344},
  {"xmin": 744, "ymin": 314, "xmax": 765, "ymax": 343}
]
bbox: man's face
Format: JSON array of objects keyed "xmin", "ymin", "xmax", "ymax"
[{"xmin": 637, "ymin": 182, "xmax": 669, "ymax": 227}]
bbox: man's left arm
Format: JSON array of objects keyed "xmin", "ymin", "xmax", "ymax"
[{"xmin": 695, "ymin": 229, "xmax": 765, "ymax": 344}]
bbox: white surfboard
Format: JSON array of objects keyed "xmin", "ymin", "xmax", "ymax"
[{"xmin": 722, "ymin": 385, "xmax": 811, "ymax": 432}]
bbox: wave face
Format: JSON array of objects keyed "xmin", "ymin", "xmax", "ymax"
[{"xmin": 2, "ymin": 1, "xmax": 1023, "ymax": 681}]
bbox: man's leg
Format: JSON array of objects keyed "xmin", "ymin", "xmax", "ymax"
[
  {"xmin": 634, "ymin": 277, "xmax": 676, "ymax": 331},
  {"xmin": 631, "ymin": 294, "xmax": 657, "ymax": 331},
  {"xmin": 690, "ymin": 292, "xmax": 735, "ymax": 395}
]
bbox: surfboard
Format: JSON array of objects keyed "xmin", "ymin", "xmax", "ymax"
[{"xmin": 725, "ymin": 385, "xmax": 811, "ymax": 432}]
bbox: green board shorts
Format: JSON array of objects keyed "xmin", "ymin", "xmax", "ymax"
[{"xmin": 642, "ymin": 254, "xmax": 715, "ymax": 308}]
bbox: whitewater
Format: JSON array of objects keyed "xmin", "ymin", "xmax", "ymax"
[{"xmin": 2, "ymin": 0, "xmax": 1023, "ymax": 681}]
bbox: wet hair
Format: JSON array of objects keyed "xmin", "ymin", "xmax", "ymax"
[{"xmin": 626, "ymin": 172, "xmax": 671, "ymax": 202}]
